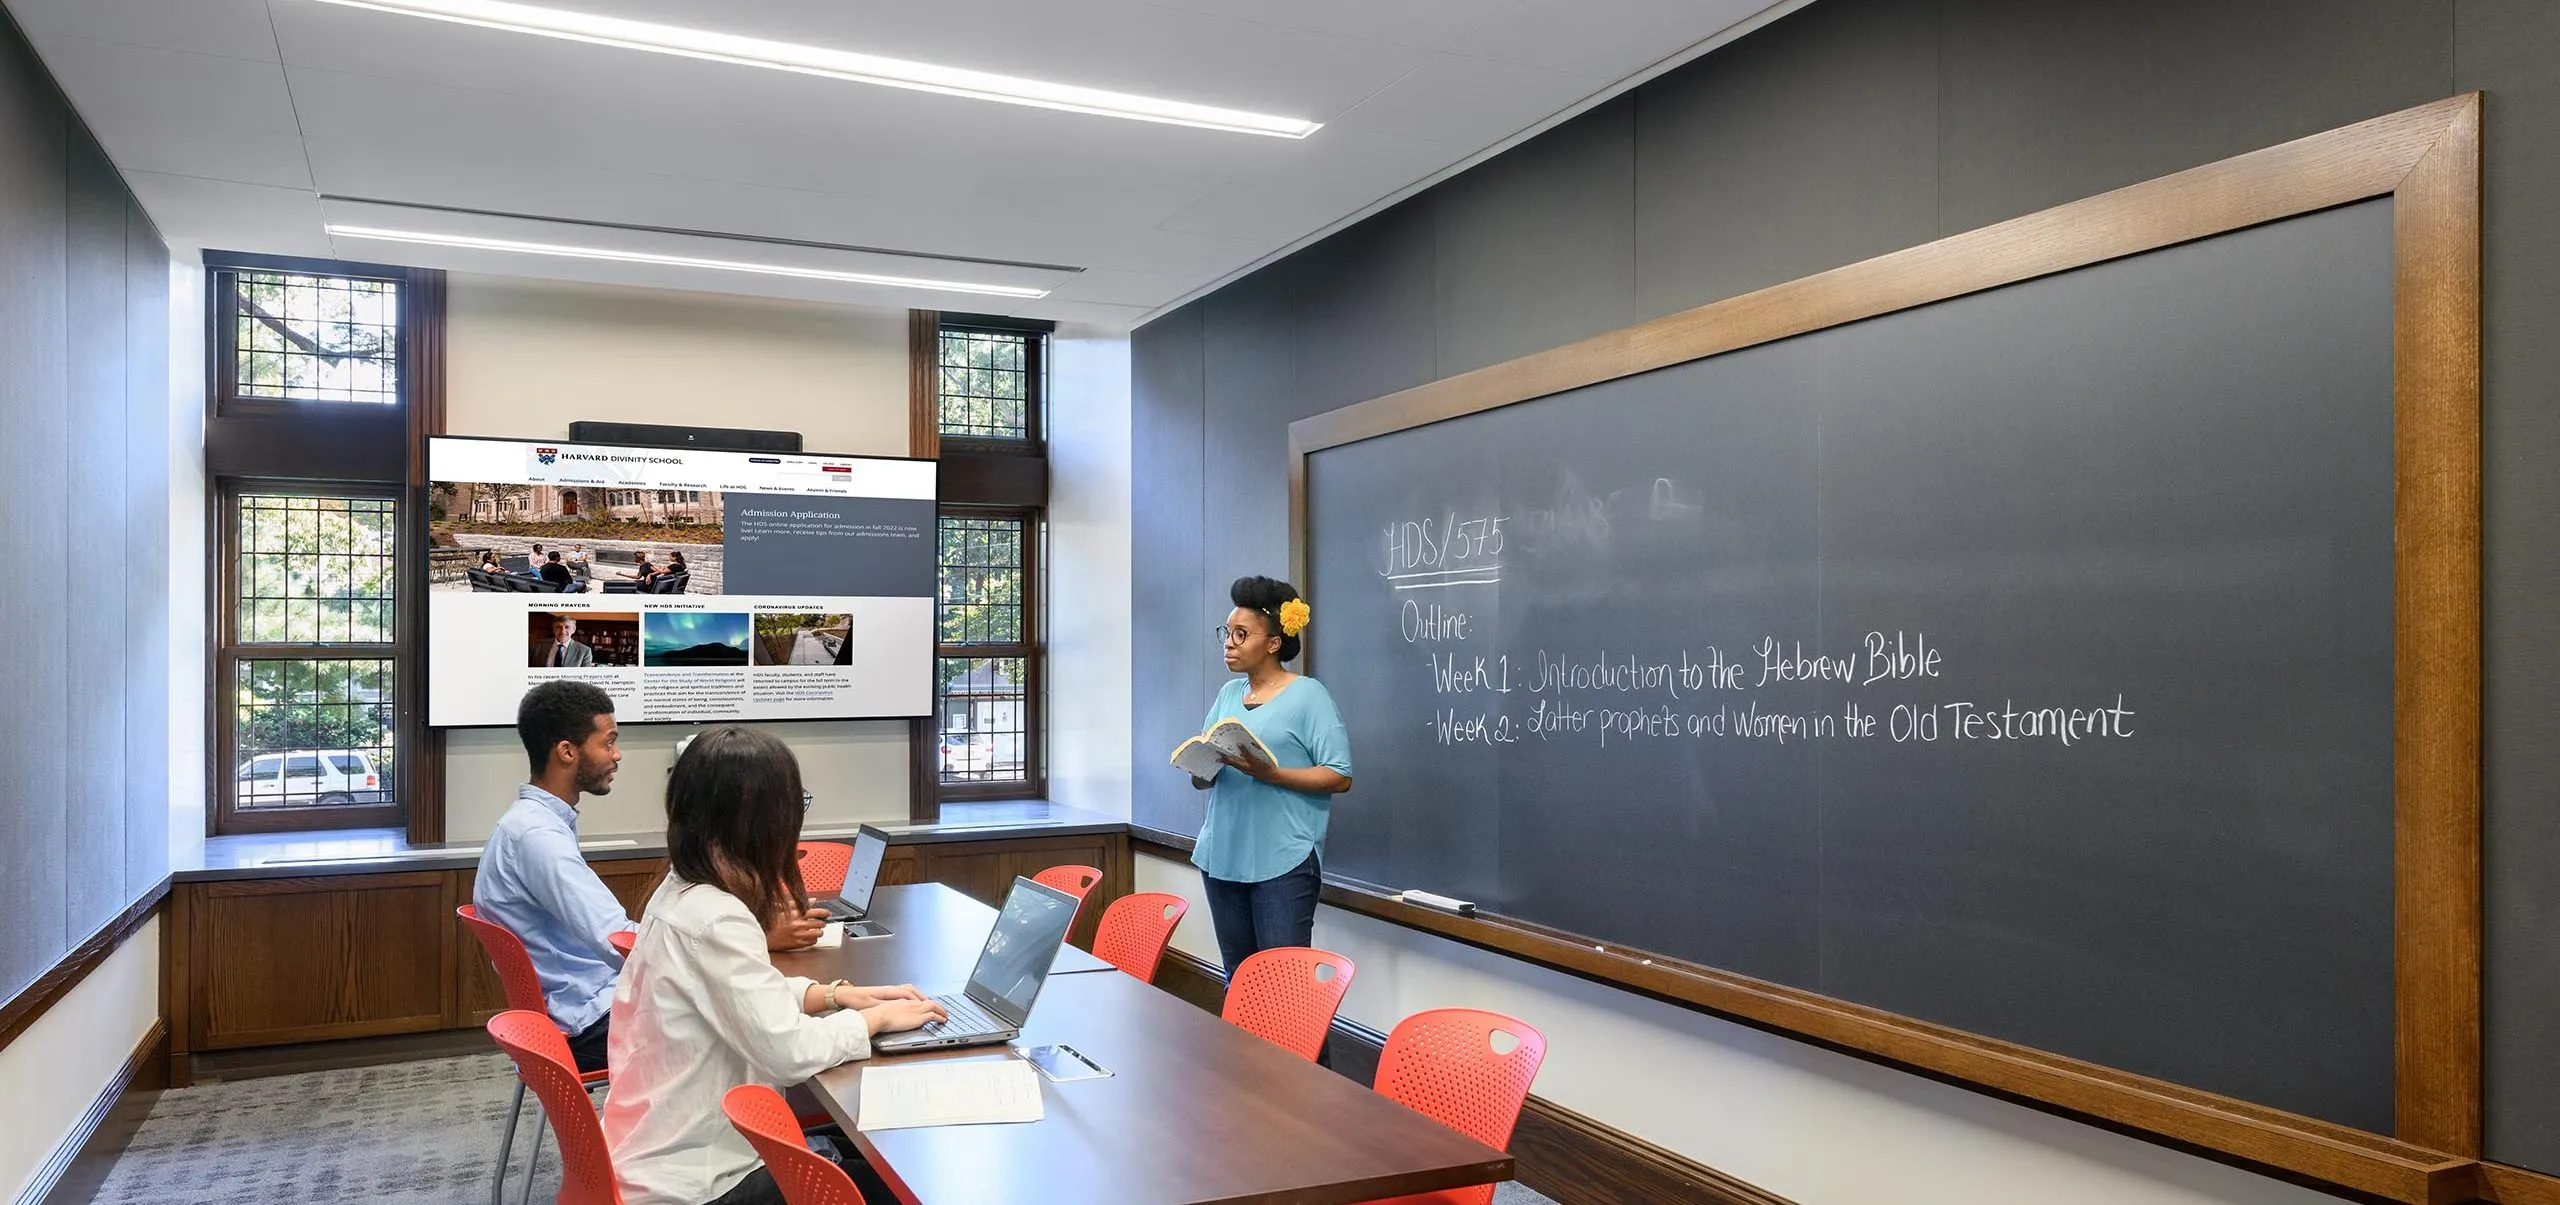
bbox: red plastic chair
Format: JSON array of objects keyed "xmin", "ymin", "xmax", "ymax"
[
  {"xmin": 1091, "ymin": 892, "xmax": 1187, "ymax": 984},
  {"xmin": 607, "ymin": 930, "xmax": 635, "ymax": 957},
  {"xmin": 488, "ymin": 1011, "xmax": 626, "ymax": 1205},
  {"xmin": 797, "ymin": 841, "xmax": 855, "ymax": 897},
  {"xmin": 1358, "ymin": 1010, "xmax": 1549, "ymax": 1205},
  {"xmin": 1220, "ymin": 947, "xmax": 1355, "ymax": 1063},
  {"xmin": 460, "ymin": 906, "xmax": 610, "ymax": 1205},
  {"xmin": 724, "ymin": 1084, "xmax": 873, "ymax": 1205},
  {"xmin": 1030, "ymin": 864, "xmax": 1105, "ymax": 931}
]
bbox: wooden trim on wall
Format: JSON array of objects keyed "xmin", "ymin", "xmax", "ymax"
[
  {"xmin": 1151, "ymin": 947, "xmax": 1802, "ymax": 1205},
  {"xmin": 405, "ymin": 268, "xmax": 449, "ymax": 845},
  {"xmin": 0, "ymin": 883, "xmax": 167, "ymax": 1053},
  {"xmin": 908, "ymin": 308, "xmax": 942, "ymax": 823},
  {"xmin": 1283, "ymin": 94, "xmax": 2484, "ymax": 1202},
  {"xmin": 908, "ymin": 309, "xmax": 941, "ymax": 461}
]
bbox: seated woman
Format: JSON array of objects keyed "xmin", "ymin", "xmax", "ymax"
[
  {"xmin": 626, "ymin": 549, "xmax": 661, "ymax": 586},
  {"xmin": 479, "ymin": 549, "xmax": 505, "ymax": 574},
  {"xmin": 604, "ymin": 726, "xmax": 945, "ymax": 1205},
  {"xmin": 665, "ymin": 550, "xmax": 690, "ymax": 584}
]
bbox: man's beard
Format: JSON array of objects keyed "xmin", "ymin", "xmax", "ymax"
[{"xmin": 575, "ymin": 755, "xmax": 615, "ymax": 796}]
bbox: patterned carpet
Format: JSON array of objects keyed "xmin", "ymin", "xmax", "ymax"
[{"xmin": 91, "ymin": 1053, "xmax": 1558, "ymax": 1204}]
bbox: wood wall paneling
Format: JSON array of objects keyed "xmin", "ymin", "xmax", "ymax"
[
  {"xmin": 0, "ymin": 15, "xmax": 72, "ymax": 1005},
  {"xmin": 192, "ymin": 874, "xmax": 452, "ymax": 1049},
  {"xmin": 64, "ymin": 125, "xmax": 129, "ymax": 939},
  {"xmin": 1274, "ymin": 95, "xmax": 2482, "ymax": 1201}
]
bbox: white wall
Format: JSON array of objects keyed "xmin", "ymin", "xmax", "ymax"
[
  {"xmin": 1044, "ymin": 328, "xmax": 1133, "ymax": 819},
  {"xmin": 166, "ymin": 258, "xmax": 206, "ymax": 866},
  {"xmin": 441, "ymin": 274, "xmax": 916, "ymax": 840},
  {"xmin": 1135, "ymin": 853, "xmax": 2341, "ymax": 1205},
  {"xmin": 0, "ymin": 919, "xmax": 160, "ymax": 1204}
]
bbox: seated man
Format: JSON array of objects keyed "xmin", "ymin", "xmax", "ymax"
[
  {"xmin": 476, "ymin": 682, "xmax": 832, "ymax": 1074},
  {"xmin": 475, "ymin": 681, "xmax": 633, "ymax": 1072},
  {"xmin": 540, "ymin": 550, "xmax": 577, "ymax": 590}
]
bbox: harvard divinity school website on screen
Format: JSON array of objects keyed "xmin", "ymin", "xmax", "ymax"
[{"xmin": 425, "ymin": 437, "xmax": 936, "ymax": 726}]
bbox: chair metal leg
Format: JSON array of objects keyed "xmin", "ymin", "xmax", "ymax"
[
  {"xmin": 519, "ymin": 1110, "xmax": 547, "ymax": 1205},
  {"xmin": 492, "ymin": 1078, "xmax": 526, "ymax": 1205}
]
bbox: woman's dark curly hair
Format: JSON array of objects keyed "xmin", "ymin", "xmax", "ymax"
[{"xmin": 1230, "ymin": 575, "xmax": 1303, "ymax": 662}]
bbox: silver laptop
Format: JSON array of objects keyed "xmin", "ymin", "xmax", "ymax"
[
  {"xmin": 871, "ymin": 875, "xmax": 1080, "ymax": 1053},
  {"xmin": 819, "ymin": 829, "xmax": 891, "ymax": 937}
]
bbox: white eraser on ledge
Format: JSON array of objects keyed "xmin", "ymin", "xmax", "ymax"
[{"xmin": 1400, "ymin": 889, "xmax": 1477, "ymax": 916}]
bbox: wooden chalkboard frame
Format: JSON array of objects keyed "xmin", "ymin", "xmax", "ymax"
[{"xmin": 1287, "ymin": 94, "xmax": 2480, "ymax": 1200}]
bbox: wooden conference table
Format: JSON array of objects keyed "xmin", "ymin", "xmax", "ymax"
[{"xmin": 774, "ymin": 883, "xmax": 1515, "ymax": 1205}]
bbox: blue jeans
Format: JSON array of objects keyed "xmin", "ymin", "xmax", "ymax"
[{"xmin": 1201, "ymin": 849, "xmax": 1322, "ymax": 982}]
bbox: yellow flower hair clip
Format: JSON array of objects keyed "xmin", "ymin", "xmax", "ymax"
[{"xmin": 1278, "ymin": 598, "xmax": 1311, "ymax": 637}]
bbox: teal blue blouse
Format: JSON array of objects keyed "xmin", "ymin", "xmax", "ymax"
[{"xmin": 1191, "ymin": 676, "xmax": 1355, "ymax": 884}]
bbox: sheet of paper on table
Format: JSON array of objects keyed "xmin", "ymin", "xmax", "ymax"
[{"xmin": 856, "ymin": 1057, "xmax": 1045, "ymax": 1131}]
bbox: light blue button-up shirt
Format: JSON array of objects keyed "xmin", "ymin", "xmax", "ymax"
[{"xmin": 474, "ymin": 784, "xmax": 635, "ymax": 1034}]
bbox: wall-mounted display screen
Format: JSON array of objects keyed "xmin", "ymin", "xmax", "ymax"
[{"xmin": 425, "ymin": 436, "xmax": 935, "ymax": 726}]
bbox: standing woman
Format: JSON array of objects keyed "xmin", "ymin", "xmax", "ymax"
[
  {"xmin": 1191, "ymin": 575, "xmax": 1354, "ymax": 981},
  {"xmin": 605, "ymin": 726, "xmax": 944, "ymax": 1205}
]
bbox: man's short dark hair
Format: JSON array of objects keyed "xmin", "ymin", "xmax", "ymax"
[
  {"xmin": 518, "ymin": 681, "xmax": 615, "ymax": 776},
  {"xmin": 547, "ymin": 550, "xmax": 562, "ymax": 562}
]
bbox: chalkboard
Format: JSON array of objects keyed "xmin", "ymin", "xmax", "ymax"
[{"xmin": 1303, "ymin": 199, "xmax": 2398, "ymax": 1131}]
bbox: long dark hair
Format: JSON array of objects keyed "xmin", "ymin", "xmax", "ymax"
[
  {"xmin": 666, "ymin": 726, "xmax": 806, "ymax": 927},
  {"xmin": 1231, "ymin": 575, "xmax": 1303, "ymax": 662}
]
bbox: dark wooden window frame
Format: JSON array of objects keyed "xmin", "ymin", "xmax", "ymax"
[
  {"xmin": 201, "ymin": 253, "xmax": 445, "ymax": 840},
  {"xmin": 212, "ymin": 478, "xmax": 408, "ymax": 835},
  {"xmin": 908, "ymin": 310, "xmax": 1054, "ymax": 819},
  {"xmin": 207, "ymin": 251, "xmax": 414, "ymax": 421},
  {"xmin": 934, "ymin": 505, "xmax": 1046, "ymax": 803}
]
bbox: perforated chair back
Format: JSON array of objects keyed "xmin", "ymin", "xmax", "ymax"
[
  {"xmin": 1220, "ymin": 946, "xmax": 1355, "ymax": 1062},
  {"xmin": 723, "ymin": 1085, "xmax": 870, "ymax": 1205},
  {"xmin": 460, "ymin": 904, "xmax": 551, "ymax": 1015},
  {"xmin": 1030, "ymin": 863, "xmax": 1102, "ymax": 900},
  {"xmin": 1362, "ymin": 1009, "xmax": 1548, "ymax": 1205},
  {"xmin": 797, "ymin": 841, "xmax": 855, "ymax": 897},
  {"xmin": 1091, "ymin": 892, "xmax": 1188, "ymax": 983},
  {"xmin": 487, "ymin": 1011, "xmax": 625, "ymax": 1205}
]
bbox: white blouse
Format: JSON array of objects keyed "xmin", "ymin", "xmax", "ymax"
[{"xmin": 603, "ymin": 874, "xmax": 871, "ymax": 1205}]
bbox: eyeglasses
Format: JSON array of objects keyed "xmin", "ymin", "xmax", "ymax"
[
  {"xmin": 801, "ymin": 790, "xmax": 813, "ymax": 813},
  {"xmin": 1215, "ymin": 625, "xmax": 1271, "ymax": 646}
]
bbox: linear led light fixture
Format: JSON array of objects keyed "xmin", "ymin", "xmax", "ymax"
[
  {"xmin": 298, "ymin": 0, "xmax": 1322, "ymax": 139},
  {"xmin": 325, "ymin": 225, "xmax": 1052, "ymax": 298}
]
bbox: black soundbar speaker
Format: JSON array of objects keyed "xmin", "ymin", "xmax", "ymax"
[{"xmin": 566, "ymin": 420, "xmax": 803, "ymax": 455}]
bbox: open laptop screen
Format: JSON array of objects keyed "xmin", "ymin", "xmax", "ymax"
[
  {"xmin": 838, "ymin": 830, "xmax": 889, "ymax": 913},
  {"xmin": 966, "ymin": 877, "xmax": 1080, "ymax": 1026}
]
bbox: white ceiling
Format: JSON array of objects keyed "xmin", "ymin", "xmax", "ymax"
[{"xmin": 9, "ymin": 0, "xmax": 1791, "ymax": 328}]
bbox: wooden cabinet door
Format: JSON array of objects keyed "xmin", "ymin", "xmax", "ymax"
[
  {"xmin": 913, "ymin": 836, "xmax": 1121, "ymax": 949},
  {"xmin": 596, "ymin": 859, "xmax": 668, "ymax": 920},
  {"xmin": 193, "ymin": 872, "xmax": 451, "ymax": 1049}
]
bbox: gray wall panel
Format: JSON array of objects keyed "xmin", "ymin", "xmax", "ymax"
[
  {"xmin": 64, "ymin": 126, "xmax": 125, "ymax": 937},
  {"xmin": 1129, "ymin": 304, "xmax": 1209, "ymax": 835},
  {"xmin": 1935, "ymin": 0, "xmax": 2452, "ymax": 234},
  {"xmin": 1436, "ymin": 97, "xmax": 1636, "ymax": 375},
  {"xmin": 1199, "ymin": 267, "xmax": 1300, "ymax": 592},
  {"xmin": 123, "ymin": 198, "xmax": 170, "ymax": 892},
  {"xmin": 1292, "ymin": 199, "xmax": 1437, "ymax": 413},
  {"xmin": 0, "ymin": 22, "xmax": 72, "ymax": 994},
  {"xmin": 1128, "ymin": 0, "xmax": 2560, "ymax": 1164},
  {"xmin": 1631, "ymin": 0, "xmax": 1938, "ymax": 320},
  {"xmin": 2461, "ymin": 0, "xmax": 2560, "ymax": 1168}
]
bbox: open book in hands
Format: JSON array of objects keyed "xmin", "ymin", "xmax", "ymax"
[{"xmin": 1170, "ymin": 719, "xmax": 1275, "ymax": 781}]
